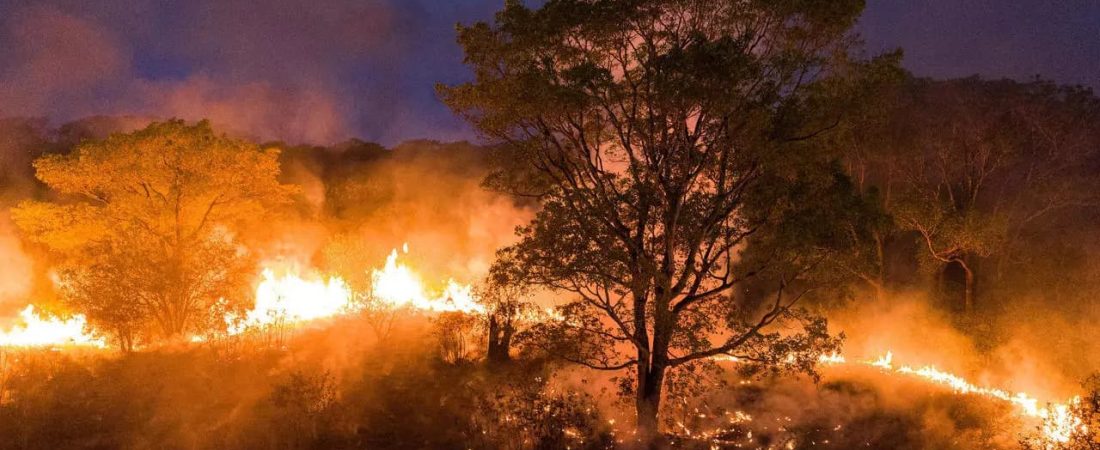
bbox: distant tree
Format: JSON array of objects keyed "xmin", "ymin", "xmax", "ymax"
[
  {"xmin": 12, "ymin": 120, "xmax": 296, "ymax": 348},
  {"xmin": 816, "ymin": 53, "xmax": 907, "ymax": 302},
  {"xmin": 859, "ymin": 79, "xmax": 1100, "ymax": 314},
  {"xmin": 476, "ymin": 248, "xmax": 539, "ymax": 365},
  {"xmin": 434, "ymin": 312, "xmax": 479, "ymax": 364},
  {"xmin": 321, "ymin": 234, "xmax": 398, "ymax": 341},
  {"xmin": 440, "ymin": 0, "xmax": 875, "ymax": 440}
]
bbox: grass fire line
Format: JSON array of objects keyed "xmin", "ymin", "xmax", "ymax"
[
  {"xmin": 0, "ymin": 244, "xmax": 1088, "ymax": 445},
  {"xmin": 0, "ymin": 244, "xmax": 480, "ymax": 348},
  {"xmin": 714, "ymin": 351, "xmax": 1085, "ymax": 444}
]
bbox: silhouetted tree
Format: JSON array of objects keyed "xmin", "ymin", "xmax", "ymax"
[
  {"xmin": 441, "ymin": 0, "xmax": 875, "ymax": 440},
  {"xmin": 477, "ymin": 248, "xmax": 539, "ymax": 365},
  {"xmin": 848, "ymin": 79, "xmax": 1100, "ymax": 314}
]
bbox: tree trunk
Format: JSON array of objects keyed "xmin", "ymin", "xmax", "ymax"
[
  {"xmin": 117, "ymin": 330, "xmax": 134, "ymax": 352},
  {"xmin": 635, "ymin": 361, "xmax": 666, "ymax": 447},
  {"xmin": 637, "ymin": 307, "xmax": 671, "ymax": 447},
  {"xmin": 486, "ymin": 314, "xmax": 512, "ymax": 364},
  {"xmin": 630, "ymin": 281, "xmax": 666, "ymax": 447},
  {"xmin": 165, "ymin": 305, "xmax": 186, "ymax": 338},
  {"xmin": 873, "ymin": 231, "xmax": 887, "ymax": 302},
  {"xmin": 958, "ymin": 259, "xmax": 975, "ymax": 315}
]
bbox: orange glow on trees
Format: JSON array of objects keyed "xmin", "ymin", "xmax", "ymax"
[{"xmin": 11, "ymin": 120, "xmax": 296, "ymax": 350}]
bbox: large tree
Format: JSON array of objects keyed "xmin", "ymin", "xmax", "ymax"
[
  {"xmin": 12, "ymin": 120, "xmax": 295, "ymax": 349},
  {"xmin": 440, "ymin": 0, "xmax": 872, "ymax": 440}
]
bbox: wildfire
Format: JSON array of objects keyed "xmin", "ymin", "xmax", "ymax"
[
  {"xmin": 818, "ymin": 351, "xmax": 847, "ymax": 365},
  {"xmin": 0, "ymin": 305, "xmax": 104, "ymax": 348},
  {"xmin": 227, "ymin": 266, "xmax": 356, "ymax": 334},
  {"xmin": 0, "ymin": 244, "xmax": 1088, "ymax": 445},
  {"xmin": 369, "ymin": 247, "xmax": 483, "ymax": 314},
  {"xmin": 2, "ymin": 243, "xmax": 482, "ymax": 345},
  {"xmin": 711, "ymin": 349, "xmax": 1087, "ymax": 444},
  {"xmin": 860, "ymin": 351, "xmax": 1085, "ymax": 444},
  {"xmin": 226, "ymin": 244, "xmax": 482, "ymax": 335}
]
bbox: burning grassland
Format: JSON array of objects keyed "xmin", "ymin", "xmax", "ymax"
[
  {"xmin": 0, "ymin": 256, "xmax": 1096, "ymax": 449},
  {"xmin": 0, "ymin": 243, "xmax": 489, "ymax": 348},
  {"xmin": 0, "ymin": 101, "xmax": 1096, "ymax": 449},
  {"xmin": 0, "ymin": 306, "xmax": 103, "ymax": 348},
  {"xmin": 0, "ymin": 245, "xmax": 1095, "ymax": 449},
  {"xmin": 0, "ymin": 313, "xmax": 611, "ymax": 450}
]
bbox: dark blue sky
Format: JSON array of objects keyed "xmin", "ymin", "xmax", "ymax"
[{"xmin": 0, "ymin": 0, "xmax": 1097, "ymax": 145}]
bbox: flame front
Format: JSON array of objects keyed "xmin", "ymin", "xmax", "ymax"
[
  {"xmin": 0, "ymin": 245, "xmax": 1088, "ymax": 446},
  {"xmin": 713, "ymin": 350, "xmax": 1087, "ymax": 444},
  {"xmin": 369, "ymin": 248, "xmax": 483, "ymax": 314},
  {"xmin": 227, "ymin": 267, "xmax": 355, "ymax": 334},
  {"xmin": 861, "ymin": 352, "xmax": 1085, "ymax": 444},
  {"xmin": 0, "ymin": 305, "xmax": 104, "ymax": 348},
  {"xmin": 1, "ymin": 244, "xmax": 483, "ymax": 344},
  {"xmin": 228, "ymin": 245, "xmax": 483, "ymax": 335}
]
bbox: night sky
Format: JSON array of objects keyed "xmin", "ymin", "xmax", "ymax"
[{"xmin": 0, "ymin": 0, "xmax": 1096, "ymax": 146}]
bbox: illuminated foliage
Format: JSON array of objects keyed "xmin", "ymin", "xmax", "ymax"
[{"xmin": 12, "ymin": 120, "xmax": 296, "ymax": 348}]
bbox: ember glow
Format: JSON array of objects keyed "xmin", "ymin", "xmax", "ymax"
[
  {"xmin": 0, "ymin": 305, "xmax": 104, "ymax": 348},
  {"xmin": 823, "ymin": 351, "xmax": 1086, "ymax": 444}
]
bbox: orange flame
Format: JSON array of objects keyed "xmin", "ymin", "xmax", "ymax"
[
  {"xmin": 861, "ymin": 352, "xmax": 1085, "ymax": 444},
  {"xmin": 0, "ymin": 305, "xmax": 104, "ymax": 348},
  {"xmin": 226, "ymin": 266, "xmax": 355, "ymax": 334},
  {"xmin": 715, "ymin": 349, "xmax": 1087, "ymax": 443},
  {"xmin": 226, "ymin": 244, "xmax": 482, "ymax": 335},
  {"xmin": 1, "ymin": 244, "xmax": 1089, "ymax": 446},
  {"xmin": 369, "ymin": 247, "xmax": 483, "ymax": 314}
]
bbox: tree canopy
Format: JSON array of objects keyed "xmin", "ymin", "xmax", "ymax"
[
  {"xmin": 12, "ymin": 120, "xmax": 296, "ymax": 348},
  {"xmin": 833, "ymin": 77, "xmax": 1100, "ymax": 314},
  {"xmin": 440, "ymin": 0, "xmax": 876, "ymax": 439}
]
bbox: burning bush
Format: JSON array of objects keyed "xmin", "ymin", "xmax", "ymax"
[{"xmin": 1022, "ymin": 374, "xmax": 1099, "ymax": 450}]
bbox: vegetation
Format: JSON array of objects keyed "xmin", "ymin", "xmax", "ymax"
[
  {"xmin": 0, "ymin": 323, "xmax": 612, "ymax": 450},
  {"xmin": 0, "ymin": 1, "xmax": 1097, "ymax": 449},
  {"xmin": 837, "ymin": 78, "xmax": 1100, "ymax": 314},
  {"xmin": 12, "ymin": 120, "xmax": 295, "ymax": 349},
  {"xmin": 440, "ymin": 0, "xmax": 887, "ymax": 438},
  {"xmin": 1022, "ymin": 375, "xmax": 1100, "ymax": 450}
]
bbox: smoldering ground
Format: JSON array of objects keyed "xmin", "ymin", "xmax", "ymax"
[{"xmin": 4, "ymin": 293, "xmax": 1088, "ymax": 450}]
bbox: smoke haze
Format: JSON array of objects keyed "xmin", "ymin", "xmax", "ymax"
[{"xmin": 0, "ymin": 1, "xmax": 1096, "ymax": 146}]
